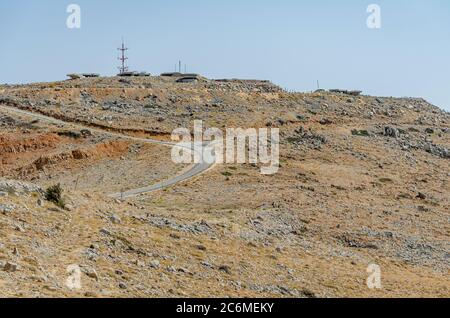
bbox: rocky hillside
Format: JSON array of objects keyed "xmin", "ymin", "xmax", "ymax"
[{"xmin": 0, "ymin": 76, "xmax": 449, "ymax": 297}]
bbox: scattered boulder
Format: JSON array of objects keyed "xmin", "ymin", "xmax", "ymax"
[
  {"xmin": 81, "ymin": 266, "xmax": 99, "ymax": 281},
  {"xmin": 149, "ymin": 260, "xmax": 160, "ymax": 269},
  {"xmin": 100, "ymin": 228, "xmax": 112, "ymax": 236},
  {"xmin": 0, "ymin": 204, "xmax": 15, "ymax": 214},
  {"xmin": 319, "ymin": 118, "xmax": 333, "ymax": 125},
  {"xmin": 417, "ymin": 192, "xmax": 427, "ymax": 200},
  {"xmin": 218, "ymin": 265, "xmax": 232, "ymax": 275},
  {"xmin": 423, "ymin": 143, "xmax": 450, "ymax": 159},
  {"xmin": 110, "ymin": 214, "xmax": 122, "ymax": 224},
  {"xmin": 338, "ymin": 235, "xmax": 378, "ymax": 249},
  {"xmin": 85, "ymin": 248, "xmax": 100, "ymax": 262},
  {"xmin": 287, "ymin": 127, "xmax": 327, "ymax": 149},
  {"xmin": 0, "ymin": 179, "xmax": 42, "ymax": 194},
  {"xmin": 3, "ymin": 262, "xmax": 18, "ymax": 272},
  {"xmin": 148, "ymin": 217, "xmax": 214, "ymax": 235},
  {"xmin": 80, "ymin": 129, "xmax": 92, "ymax": 137},
  {"xmin": 57, "ymin": 130, "xmax": 82, "ymax": 139},
  {"xmin": 384, "ymin": 126, "xmax": 401, "ymax": 138},
  {"xmin": 201, "ymin": 261, "xmax": 214, "ymax": 269}
]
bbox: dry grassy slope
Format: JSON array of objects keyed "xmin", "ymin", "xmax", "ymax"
[{"xmin": 0, "ymin": 77, "xmax": 449, "ymax": 298}]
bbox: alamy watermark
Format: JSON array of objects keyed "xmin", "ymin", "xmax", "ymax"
[
  {"xmin": 367, "ymin": 4, "xmax": 381, "ymax": 29},
  {"xmin": 171, "ymin": 121, "xmax": 280, "ymax": 175},
  {"xmin": 367, "ymin": 264, "xmax": 382, "ymax": 289},
  {"xmin": 66, "ymin": 264, "xmax": 82, "ymax": 290},
  {"xmin": 65, "ymin": 4, "xmax": 380, "ymax": 30},
  {"xmin": 66, "ymin": 4, "xmax": 81, "ymax": 29}
]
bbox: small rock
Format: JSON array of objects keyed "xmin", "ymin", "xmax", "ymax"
[
  {"xmin": 115, "ymin": 269, "xmax": 124, "ymax": 276},
  {"xmin": 85, "ymin": 248, "xmax": 100, "ymax": 261},
  {"xmin": 135, "ymin": 260, "xmax": 146, "ymax": 267},
  {"xmin": 100, "ymin": 228, "xmax": 112, "ymax": 236},
  {"xmin": 90, "ymin": 244, "xmax": 99, "ymax": 250},
  {"xmin": 201, "ymin": 261, "xmax": 214, "ymax": 269},
  {"xmin": 219, "ymin": 265, "xmax": 232, "ymax": 275},
  {"xmin": 166, "ymin": 266, "xmax": 176, "ymax": 273},
  {"xmin": 177, "ymin": 267, "xmax": 189, "ymax": 273},
  {"xmin": 384, "ymin": 126, "xmax": 400, "ymax": 138},
  {"xmin": 44, "ymin": 285, "xmax": 58, "ymax": 292},
  {"xmin": 301, "ymin": 288, "xmax": 317, "ymax": 298},
  {"xmin": 118, "ymin": 282, "xmax": 127, "ymax": 289},
  {"xmin": 82, "ymin": 266, "xmax": 99, "ymax": 281},
  {"xmin": 3, "ymin": 262, "xmax": 18, "ymax": 272},
  {"xmin": 149, "ymin": 260, "xmax": 160, "ymax": 269},
  {"xmin": 15, "ymin": 224, "xmax": 25, "ymax": 232},
  {"xmin": 319, "ymin": 118, "xmax": 333, "ymax": 125},
  {"xmin": 0, "ymin": 204, "xmax": 14, "ymax": 213},
  {"xmin": 417, "ymin": 192, "xmax": 427, "ymax": 200},
  {"xmin": 30, "ymin": 275, "xmax": 48, "ymax": 283},
  {"xmin": 110, "ymin": 214, "xmax": 122, "ymax": 224}
]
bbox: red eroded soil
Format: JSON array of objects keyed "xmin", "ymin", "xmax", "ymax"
[
  {"xmin": 0, "ymin": 133, "xmax": 61, "ymax": 154},
  {"xmin": 0, "ymin": 131, "xmax": 130, "ymax": 178}
]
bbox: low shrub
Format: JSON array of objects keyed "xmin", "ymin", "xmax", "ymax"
[{"xmin": 45, "ymin": 183, "xmax": 65, "ymax": 208}]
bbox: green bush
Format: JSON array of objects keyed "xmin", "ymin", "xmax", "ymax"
[
  {"xmin": 351, "ymin": 129, "xmax": 370, "ymax": 137},
  {"xmin": 45, "ymin": 184, "xmax": 65, "ymax": 208}
]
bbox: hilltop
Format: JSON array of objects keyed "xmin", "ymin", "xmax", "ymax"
[{"xmin": 0, "ymin": 76, "xmax": 449, "ymax": 297}]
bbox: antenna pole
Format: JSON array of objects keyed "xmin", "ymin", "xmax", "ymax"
[{"xmin": 117, "ymin": 37, "xmax": 129, "ymax": 74}]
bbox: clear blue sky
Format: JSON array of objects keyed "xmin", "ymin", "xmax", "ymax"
[{"xmin": 0, "ymin": 0, "xmax": 449, "ymax": 110}]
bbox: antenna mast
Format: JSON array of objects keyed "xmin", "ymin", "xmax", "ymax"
[{"xmin": 117, "ymin": 37, "xmax": 129, "ymax": 74}]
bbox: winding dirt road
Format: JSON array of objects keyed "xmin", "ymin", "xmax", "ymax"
[{"xmin": 0, "ymin": 104, "xmax": 215, "ymax": 199}]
